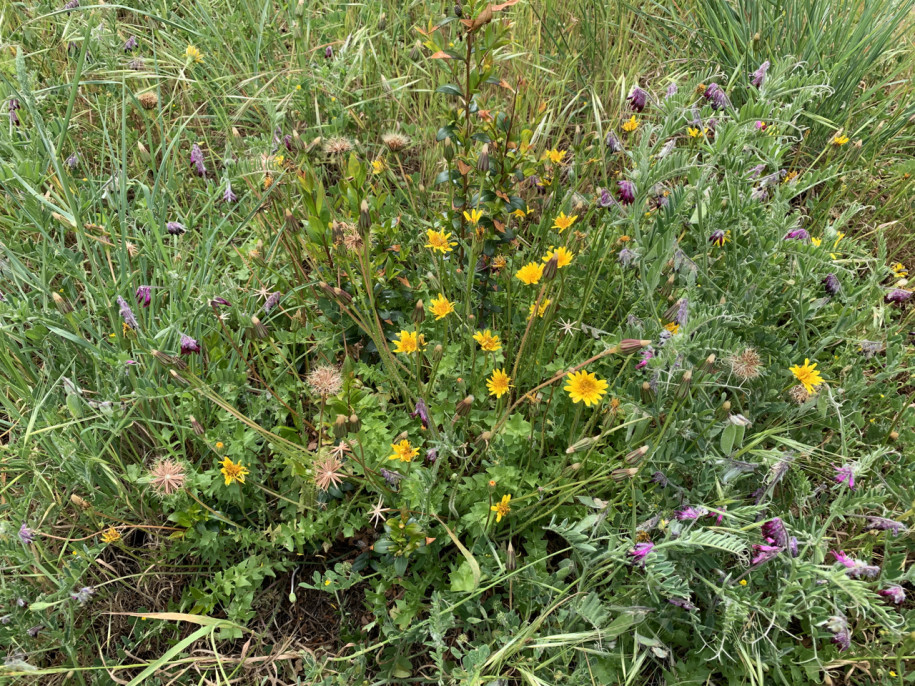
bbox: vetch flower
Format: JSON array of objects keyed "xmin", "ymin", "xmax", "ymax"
[
  {"xmin": 750, "ymin": 60, "xmax": 770, "ymax": 88},
  {"xmin": 704, "ymin": 82, "xmax": 730, "ymax": 110},
  {"xmin": 190, "ymin": 143, "xmax": 206, "ymax": 176},
  {"xmin": 135, "ymin": 285, "xmax": 152, "ymax": 308},
  {"xmin": 618, "ymin": 247, "xmax": 637, "ymax": 267},
  {"xmin": 428, "ymin": 294, "xmax": 455, "ymax": 320},
  {"xmin": 70, "ymin": 587, "xmax": 95, "ymax": 605},
  {"xmin": 824, "ymin": 616, "xmax": 851, "ymax": 652},
  {"xmin": 628, "ymin": 541, "xmax": 654, "ymax": 566},
  {"xmin": 833, "ymin": 464, "xmax": 855, "ymax": 490},
  {"xmin": 885, "ymin": 288, "xmax": 912, "ymax": 304},
  {"xmin": 823, "ymin": 273, "xmax": 840, "ymax": 296},
  {"xmin": 751, "ymin": 543, "xmax": 782, "ymax": 565},
  {"xmin": 622, "ymin": 115, "xmax": 639, "ymax": 133},
  {"xmin": 515, "ymin": 262, "xmax": 544, "ymax": 285},
  {"xmin": 864, "ymin": 516, "xmax": 906, "ymax": 536},
  {"xmin": 761, "ymin": 518, "xmax": 788, "ymax": 547},
  {"xmin": 425, "ymin": 229, "xmax": 457, "ymax": 254},
  {"xmin": 263, "ymin": 291, "xmax": 282, "ymax": 313},
  {"xmin": 486, "ymin": 369, "xmax": 512, "ymax": 398},
  {"xmin": 393, "ymin": 330, "xmax": 422, "ymax": 354},
  {"xmin": 179, "ymin": 334, "xmax": 200, "ymax": 355},
  {"xmin": 123, "ymin": 36, "xmax": 138, "ymax": 53},
  {"xmin": 117, "ymin": 296, "xmax": 139, "ymax": 330},
  {"xmin": 605, "ymin": 130, "xmax": 621, "ymax": 152},
  {"xmin": 552, "ymin": 212, "xmax": 577, "ymax": 233},
  {"xmin": 491, "ymin": 494, "xmax": 511, "ymax": 522},
  {"xmin": 166, "ymin": 221, "xmax": 186, "ymax": 235},
  {"xmin": 410, "ymin": 399, "xmax": 430, "ymax": 428},
  {"xmin": 831, "ymin": 550, "xmax": 879, "ymax": 578},
  {"xmin": 473, "ymin": 330, "xmax": 501, "ymax": 352},
  {"xmin": 324, "ymin": 46, "xmax": 333, "ymax": 59},
  {"xmin": 18, "ymin": 523, "xmax": 34, "ymax": 545},
  {"xmin": 618, "ymin": 180, "xmax": 636, "ymax": 205},
  {"xmin": 564, "ymin": 370, "xmax": 608, "ymax": 407},
  {"xmin": 789, "ymin": 359, "xmax": 824, "ymax": 394},
  {"xmin": 877, "ymin": 585, "xmax": 906, "ymax": 605},
  {"xmin": 542, "ymin": 246, "xmax": 573, "ymax": 269},
  {"xmin": 783, "ymin": 228, "xmax": 810, "ymax": 242},
  {"xmin": 635, "ymin": 348, "xmax": 654, "ymax": 370},
  {"xmin": 220, "ymin": 457, "xmax": 249, "ymax": 485},
  {"xmin": 66, "ymin": 152, "xmax": 79, "ymax": 169},
  {"xmin": 709, "ymin": 229, "xmax": 730, "ymax": 247},
  {"xmin": 379, "ymin": 468, "xmax": 402, "ymax": 488},
  {"xmin": 8, "ymin": 98, "xmax": 20, "ymax": 126},
  {"xmin": 388, "ymin": 439, "xmax": 419, "ymax": 463},
  {"xmin": 627, "ymin": 85, "xmax": 649, "ymax": 112},
  {"xmin": 598, "ymin": 187, "xmax": 617, "ymax": 208},
  {"xmin": 665, "ymin": 82, "xmax": 678, "ymax": 98},
  {"xmin": 223, "ymin": 180, "xmax": 237, "ymax": 203},
  {"xmin": 675, "ymin": 506, "xmax": 706, "ymax": 521}
]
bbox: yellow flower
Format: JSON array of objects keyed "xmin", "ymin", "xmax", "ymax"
[
  {"xmin": 473, "ymin": 330, "xmax": 501, "ymax": 352},
  {"xmin": 832, "ymin": 134, "xmax": 849, "ymax": 146},
  {"xmin": 425, "ymin": 229, "xmax": 457, "ymax": 254},
  {"xmin": 552, "ymin": 212, "xmax": 578, "ymax": 233},
  {"xmin": 372, "ymin": 159, "xmax": 385, "ymax": 175},
  {"xmin": 463, "ymin": 208, "xmax": 483, "ymax": 225},
  {"xmin": 492, "ymin": 255, "xmax": 507, "ymax": 270},
  {"xmin": 687, "ymin": 127, "xmax": 706, "ymax": 138},
  {"xmin": 664, "ymin": 322, "xmax": 680, "ymax": 334},
  {"xmin": 101, "ymin": 528, "xmax": 121, "ymax": 544},
  {"xmin": 543, "ymin": 246, "xmax": 574, "ymax": 269},
  {"xmin": 810, "ymin": 237, "xmax": 822, "ymax": 247},
  {"xmin": 564, "ymin": 370, "xmax": 608, "ymax": 407},
  {"xmin": 486, "ymin": 369, "xmax": 512, "ymax": 398},
  {"xmin": 739, "ymin": 579, "xmax": 747, "ymax": 586},
  {"xmin": 528, "ymin": 298, "xmax": 551, "ymax": 319},
  {"xmin": 545, "ymin": 149, "xmax": 566, "ymax": 164},
  {"xmin": 215, "ymin": 442, "xmax": 224, "ymax": 450},
  {"xmin": 622, "ymin": 115, "xmax": 639, "ymax": 133},
  {"xmin": 515, "ymin": 262, "xmax": 544, "ymax": 285},
  {"xmin": 833, "ymin": 231, "xmax": 845, "ymax": 249},
  {"xmin": 512, "ymin": 207, "xmax": 531, "ymax": 219},
  {"xmin": 220, "ymin": 457, "xmax": 249, "ymax": 486},
  {"xmin": 184, "ymin": 45, "xmax": 203, "ymax": 63},
  {"xmin": 783, "ymin": 171, "xmax": 798, "ymax": 184},
  {"xmin": 428, "ymin": 294, "xmax": 455, "ymax": 320},
  {"xmin": 789, "ymin": 359, "xmax": 824, "ymax": 394},
  {"xmin": 388, "ymin": 439, "xmax": 419, "ymax": 462},
  {"xmin": 393, "ymin": 330, "xmax": 422, "ymax": 354},
  {"xmin": 892, "ymin": 262, "xmax": 908, "ymax": 278},
  {"xmin": 491, "ymin": 494, "xmax": 512, "ymax": 522}
]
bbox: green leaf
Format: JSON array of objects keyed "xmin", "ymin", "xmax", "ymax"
[
  {"xmin": 436, "ymin": 84, "xmax": 462, "ymax": 96},
  {"xmin": 720, "ymin": 423, "xmax": 737, "ymax": 455}
]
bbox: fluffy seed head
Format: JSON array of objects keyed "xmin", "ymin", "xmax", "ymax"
[
  {"xmin": 726, "ymin": 347, "xmax": 763, "ymax": 380},
  {"xmin": 381, "ymin": 132, "xmax": 410, "ymax": 151},
  {"xmin": 307, "ymin": 364, "xmax": 343, "ymax": 397},
  {"xmin": 148, "ymin": 459, "xmax": 187, "ymax": 496}
]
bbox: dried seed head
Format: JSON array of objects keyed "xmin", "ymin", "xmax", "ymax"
[
  {"xmin": 137, "ymin": 92, "xmax": 158, "ymax": 109},
  {"xmin": 381, "ymin": 132, "xmax": 410, "ymax": 152},
  {"xmin": 306, "ymin": 364, "xmax": 343, "ymax": 398},
  {"xmin": 323, "ymin": 136, "xmax": 354, "ymax": 157},
  {"xmin": 789, "ymin": 384, "xmax": 810, "ymax": 404},
  {"xmin": 726, "ymin": 347, "xmax": 763, "ymax": 380},
  {"xmin": 148, "ymin": 459, "xmax": 187, "ymax": 496}
]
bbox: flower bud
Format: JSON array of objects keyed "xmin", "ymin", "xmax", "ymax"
[
  {"xmin": 70, "ymin": 494, "xmax": 91, "ymax": 509},
  {"xmin": 566, "ymin": 436, "xmax": 597, "ymax": 454},
  {"xmin": 625, "ymin": 445, "xmax": 649, "ymax": 465},
  {"xmin": 333, "ymin": 414, "xmax": 348, "ymax": 439},
  {"xmin": 443, "ymin": 138, "xmax": 454, "ymax": 162},
  {"xmin": 285, "ymin": 208, "xmax": 298, "ymax": 231},
  {"xmin": 889, "ymin": 430, "xmax": 899, "ymax": 441},
  {"xmin": 676, "ymin": 370, "xmax": 692, "ymax": 400},
  {"xmin": 359, "ymin": 199, "xmax": 371, "ymax": 236},
  {"xmin": 410, "ymin": 39, "xmax": 422, "ymax": 61},
  {"xmin": 477, "ymin": 144, "xmax": 490, "ymax": 172},
  {"xmin": 543, "ymin": 254, "xmax": 559, "ymax": 281},
  {"xmin": 347, "ymin": 413, "xmax": 361, "ymax": 433},
  {"xmin": 476, "ymin": 431, "xmax": 493, "ymax": 444},
  {"xmin": 702, "ymin": 354, "xmax": 716, "ymax": 376},
  {"xmin": 250, "ymin": 316, "xmax": 268, "ymax": 339},
  {"xmin": 189, "ymin": 415, "xmax": 205, "ymax": 435},
  {"xmin": 169, "ymin": 369, "xmax": 188, "ymax": 385},
  {"xmin": 640, "ymin": 381, "xmax": 653, "ymax": 403},
  {"xmin": 619, "ymin": 339, "xmax": 651, "ymax": 354},
  {"xmin": 433, "ymin": 344, "xmax": 444, "ymax": 361},
  {"xmin": 611, "ymin": 467, "xmax": 638, "ymax": 482},
  {"xmin": 52, "ymin": 292, "xmax": 73, "ymax": 314},
  {"xmin": 506, "ymin": 541, "xmax": 516, "ymax": 571},
  {"xmin": 453, "ymin": 395, "xmax": 474, "ymax": 420},
  {"xmin": 413, "ymin": 299, "xmax": 425, "ymax": 324},
  {"xmin": 137, "ymin": 141, "xmax": 151, "ymax": 164}
]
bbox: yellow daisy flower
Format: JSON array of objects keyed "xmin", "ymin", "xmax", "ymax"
[
  {"xmin": 101, "ymin": 528, "xmax": 121, "ymax": 544},
  {"xmin": 425, "ymin": 229, "xmax": 457, "ymax": 254},
  {"xmin": 486, "ymin": 369, "xmax": 512, "ymax": 398},
  {"xmin": 473, "ymin": 330, "xmax": 501, "ymax": 352},
  {"xmin": 789, "ymin": 359, "xmax": 824, "ymax": 394},
  {"xmin": 463, "ymin": 208, "xmax": 483, "ymax": 225},
  {"xmin": 564, "ymin": 370, "xmax": 608, "ymax": 407},
  {"xmin": 892, "ymin": 262, "xmax": 908, "ymax": 278},
  {"xmin": 393, "ymin": 330, "xmax": 422, "ymax": 354},
  {"xmin": 622, "ymin": 115, "xmax": 639, "ymax": 133},
  {"xmin": 832, "ymin": 134, "xmax": 849, "ymax": 146},
  {"xmin": 428, "ymin": 294, "xmax": 455, "ymax": 320},
  {"xmin": 184, "ymin": 45, "xmax": 203, "ymax": 63},
  {"xmin": 528, "ymin": 298, "xmax": 551, "ymax": 319},
  {"xmin": 552, "ymin": 212, "xmax": 578, "ymax": 233},
  {"xmin": 542, "ymin": 246, "xmax": 574, "ymax": 269},
  {"xmin": 811, "ymin": 237, "xmax": 822, "ymax": 247},
  {"xmin": 545, "ymin": 149, "xmax": 566, "ymax": 164},
  {"xmin": 491, "ymin": 494, "xmax": 511, "ymax": 522},
  {"xmin": 371, "ymin": 159, "xmax": 385, "ymax": 174},
  {"xmin": 388, "ymin": 439, "xmax": 419, "ymax": 462},
  {"xmin": 515, "ymin": 262, "xmax": 544, "ymax": 285},
  {"xmin": 664, "ymin": 322, "xmax": 680, "ymax": 334},
  {"xmin": 220, "ymin": 457, "xmax": 249, "ymax": 486}
]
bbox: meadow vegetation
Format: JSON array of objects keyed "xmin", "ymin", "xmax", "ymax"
[{"xmin": 1, "ymin": 0, "xmax": 914, "ymax": 683}]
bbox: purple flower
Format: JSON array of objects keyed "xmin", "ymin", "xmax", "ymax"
[
  {"xmin": 411, "ymin": 399, "xmax": 430, "ymax": 429},
  {"xmin": 751, "ymin": 543, "xmax": 782, "ymax": 565},
  {"xmin": 635, "ymin": 348, "xmax": 654, "ymax": 370},
  {"xmin": 823, "ymin": 273, "xmax": 840, "ymax": 296},
  {"xmin": 70, "ymin": 586, "xmax": 94, "ymax": 604},
  {"xmin": 747, "ymin": 163, "xmax": 766, "ymax": 179},
  {"xmin": 651, "ymin": 471, "xmax": 669, "ymax": 487},
  {"xmin": 627, "ymin": 86, "xmax": 649, "ymax": 112},
  {"xmin": 425, "ymin": 448, "xmax": 438, "ymax": 464},
  {"xmin": 750, "ymin": 61, "xmax": 770, "ymax": 88},
  {"xmin": 618, "ymin": 247, "xmax": 637, "ymax": 267},
  {"xmin": 761, "ymin": 518, "xmax": 788, "ymax": 548},
  {"xmin": 210, "ymin": 297, "xmax": 231, "ymax": 307},
  {"xmin": 117, "ymin": 295, "xmax": 139, "ymax": 330},
  {"xmin": 750, "ymin": 187, "xmax": 769, "ymax": 202},
  {"xmin": 709, "ymin": 229, "xmax": 728, "ymax": 247},
  {"xmin": 628, "ymin": 541, "xmax": 654, "ymax": 566},
  {"xmin": 325, "ymin": 46, "xmax": 334, "ymax": 59},
  {"xmin": 878, "ymin": 585, "xmax": 906, "ymax": 604},
  {"xmin": 704, "ymin": 82, "xmax": 730, "ymax": 110},
  {"xmin": 27, "ymin": 625, "xmax": 44, "ymax": 638},
  {"xmin": 831, "ymin": 550, "xmax": 880, "ymax": 578},
  {"xmin": 123, "ymin": 36, "xmax": 138, "ymax": 53},
  {"xmin": 833, "ymin": 464, "xmax": 855, "ymax": 490},
  {"xmin": 263, "ymin": 291, "xmax": 282, "ymax": 313},
  {"xmin": 824, "ymin": 616, "xmax": 851, "ymax": 651},
  {"xmin": 754, "ymin": 120, "xmax": 767, "ymax": 131},
  {"xmin": 66, "ymin": 152, "xmax": 79, "ymax": 169},
  {"xmin": 135, "ymin": 285, "xmax": 152, "ymax": 308},
  {"xmin": 8, "ymin": 98, "xmax": 20, "ymax": 126},
  {"xmin": 605, "ymin": 130, "xmax": 621, "ymax": 152},
  {"xmin": 864, "ymin": 516, "xmax": 906, "ymax": 536},
  {"xmin": 885, "ymin": 289, "xmax": 912, "ymax": 304},
  {"xmin": 618, "ymin": 180, "xmax": 635, "ymax": 205},
  {"xmin": 788, "ymin": 536, "xmax": 799, "ymax": 557},
  {"xmin": 18, "ymin": 523, "xmax": 34, "ymax": 545},
  {"xmin": 598, "ymin": 187, "xmax": 617, "ymax": 209},
  {"xmin": 379, "ymin": 468, "xmax": 401, "ymax": 488},
  {"xmin": 179, "ymin": 334, "xmax": 200, "ymax": 355},
  {"xmin": 190, "ymin": 143, "xmax": 206, "ymax": 177},
  {"xmin": 223, "ymin": 180, "xmax": 237, "ymax": 203},
  {"xmin": 783, "ymin": 228, "xmax": 810, "ymax": 242},
  {"xmin": 166, "ymin": 221, "xmax": 186, "ymax": 236},
  {"xmin": 63, "ymin": 0, "xmax": 78, "ymax": 9},
  {"xmin": 129, "ymin": 58, "xmax": 144, "ymax": 71},
  {"xmin": 676, "ymin": 506, "xmax": 705, "ymax": 521},
  {"xmin": 283, "ymin": 134, "xmax": 293, "ymax": 152},
  {"xmin": 665, "ymin": 82, "xmax": 678, "ymax": 98},
  {"xmin": 667, "ymin": 597, "xmax": 697, "ymax": 610}
]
